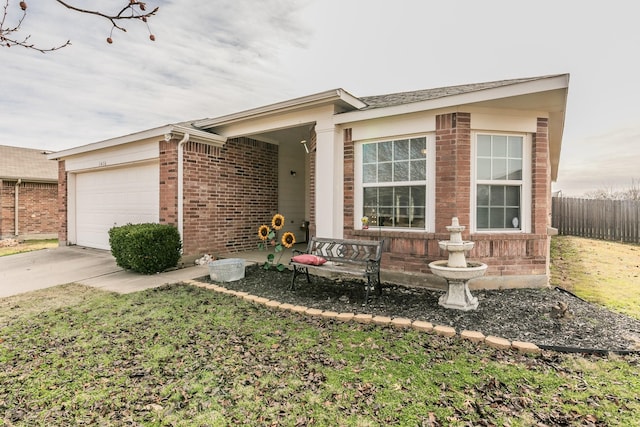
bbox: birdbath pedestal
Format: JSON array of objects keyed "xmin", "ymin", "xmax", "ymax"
[{"xmin": 428, "ymin": 217, "xmax": 487, "ymax": 311}]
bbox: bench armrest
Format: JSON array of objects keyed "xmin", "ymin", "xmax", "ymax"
[{"xmin": 292, "ymin": 248, "xmax": 307, "ymax": 257}]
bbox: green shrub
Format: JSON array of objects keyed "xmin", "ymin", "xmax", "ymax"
[{"xmin": 108, "ymin": 223, "xmax": 182, "ymax": 274}]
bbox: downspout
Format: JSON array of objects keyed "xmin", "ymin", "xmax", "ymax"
[
  {"xmin": 14, "ymin": 178, "xmax": 21, "ymax": 237},
  {"xmin": 177, "ymin": 134, "xmax": 190, "ymax": 242}
]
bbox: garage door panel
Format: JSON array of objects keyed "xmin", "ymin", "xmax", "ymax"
[{"xmin": 75, "ymin": 163, "xmax": 159, "ymax": 250}]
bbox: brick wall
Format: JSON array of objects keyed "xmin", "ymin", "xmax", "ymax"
[
  {"xmin": 0, "ymin": 179, "xmax": 58, "ymax": 239},
  {"xmin": 344, "ymin": 112, "xmax": 550, "ymax": 281},
  {"xmin": 159, "ymin": 140, "xmax": 178, "ymax": 226},
  {"xmin": 532, "ymin": 117, "xmax": 550, "ymax": 234},
  {"xmin": 435, "ymin": 112, "xmax": 472, "ymax": 233},
  {"xmin": 165, "ymin": 137, "xmax": 278, "ymax": 256}
]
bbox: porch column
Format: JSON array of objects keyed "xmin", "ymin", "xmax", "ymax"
[{"xmin": 314, "ymin": 120, "xmax": 343, "ymax": 238}]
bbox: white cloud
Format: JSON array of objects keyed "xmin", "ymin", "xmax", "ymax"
[
  {"xmin": 2, "ymin": 0, "xmax": 640, "ymax": 201},
  {"xmin": 1, "ymin": 0, "xmax": 313, "ymax": 150}
]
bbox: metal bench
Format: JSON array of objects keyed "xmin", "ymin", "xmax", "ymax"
[{"xmin": 290, "ymin": 237, "xmax": 384, "ymax": 303}]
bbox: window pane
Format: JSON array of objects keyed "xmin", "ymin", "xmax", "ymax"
[
  {"xmin": 410, "ymin": 138, "xmax": 427, "ymax": 159},
  {"xmin": 363, "ymin": 187, "xmax": 377, "ymax": 207},
  {"xmin": 508, "ymin": 136, "xmax": 523, "ymax": 158},
  {"xmin": 490, "ymin": 207, "xmax": 505, "ymax": 228},
  {"xmin": 477, "ymin": 158, "xmax": 491, "ymax": 180},
  {"xmin": 477, "ymin": 185, "xmax": 490, "ymax": 205},
  {"xmin": 363, "ymin": 144, "xmax": 377, "ymax": 164},
  {"xmin": 378, "ymin": 141, "xmax": 392, "ymax": 162},
  {"xmin": 508, "ymin": 159, "xmax": 522, "ymax": 180},
  {"xmin": 490, "ymin": 185, "xmax": 505, "ymax": 205},
  {"xmin": 396, "ymin": 186, "xmax": 410, "ymax": 200},
  {"xmin": 378, "ymin": 163, "xmax": 392, "ymax": 182},
  {"xmin": 411, "ymin": 186, "xmax": 425, "ymax": 207},
  {"xmin": 505, "ymin": 186, "xmax": 520, "ymax": 206},
  {"xmin": 395, "ymin": 191, "xmax": 409, "ymax": 227},
  {"xmin": 394, "ymin": 161, "xmax": 409, "ymax": 181},
  {"xmin": 379, "ymin": 207, "xmax": 393, "ymax": 226},
  {"xmin": 379, "ymin": 187, "xmax": 393, "ymax": 206},
  {"xmin": 363, "ymin": 164, "xmax": 376, "ymax": 183},
  {"xmin": 492, "ymin": 158, "xmax": 507, "ymax": 180},
  {"xmin": 477, "ymin": 135, "xmax": 492, "ymax": 156},
  {"xmin": 493, "ymin": 135, "xmax": 507, "ymax": 156},
  {"xmin": 410, "ymin": 160, "xmax": 426, "ymax": 181},
  {"xmin": 506, "ymin": 208, "xmax": 520, "ymax": 229},
  {"xmin": 477, "ymin": 207, "xmax": 489, "ymax": 228},
  {"xmin": 410, "ymin": 207, "xmax": 425, "ymax": 227},
  {"xmin": 394, "ymin": 139, "xmax": 409, "ymax": 160}
]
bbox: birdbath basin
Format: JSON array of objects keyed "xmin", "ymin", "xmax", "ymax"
[
  {"xmin": 429, "ymin": 260, "xmax": 487, "ymax": 282},
  {"xmin": 428, "ymin": 217, "xmax": 487, "ymax": 311}
]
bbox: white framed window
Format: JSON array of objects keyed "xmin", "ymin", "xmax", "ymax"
[
  {"xmin": 355, "ymin": 135, "xmax": 435, "ymax": 231},
  {"xmin": 471, "ymin": 132, "xmax": 531, "ymax": 232}
]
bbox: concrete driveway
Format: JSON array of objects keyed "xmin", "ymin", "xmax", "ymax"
[{"xmin": 0, "ymin": 246, "xmax": 209, "ymax": 298}]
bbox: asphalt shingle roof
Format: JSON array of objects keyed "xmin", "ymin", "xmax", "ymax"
[
  {"xmin": 358, "ymin": 75, "xmax": 556, "ymax": 109},
  {"xmin": 0, "ymin": 145, "xmax": 58, "ymax": 182}
]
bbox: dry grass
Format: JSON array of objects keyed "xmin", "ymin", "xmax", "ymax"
[
  {"xmin": 550, "ymin": 236, "xmax": 640, "ymax": 319},
  {"xmin": 0, "ymin": 239, "xmax": 58, "ymax": 257},
  {"xmin": 1, "ymin": 239, "xmax": 639, "ymax": 425},
  {"xmin": 0, "ymin": 283, "xmax": 106, "ymax": 328},
  {"xmin": 1, "ymin": 284, "xmax": 639, "ymax": 426}
]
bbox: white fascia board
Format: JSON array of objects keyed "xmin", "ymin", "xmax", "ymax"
[
  {"xmin": 47, "ymin": 125, "xmax": 175, "ymax": 160},
  {"xmin": 194, "ymin": 89, "xmax": 366, "ymax": 129},
  {"xmin": 47, "ymin": 124, "xmax": 226, "ymax": 160},
  {"xmin": 333, "ymin": 74, "xmax": 570, "ymax": 125},
  {"xmin": 170, "ymin": 125, "xmax": 227, "ymax": 146},
  {"xmin": 0, "ymin": 175, "xmax": 56, "ymax": 183}
]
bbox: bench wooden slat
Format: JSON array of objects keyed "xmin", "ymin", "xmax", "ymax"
[{"xmin": 290, "ymin": 237, "xmax": 384, "ymax": 305}]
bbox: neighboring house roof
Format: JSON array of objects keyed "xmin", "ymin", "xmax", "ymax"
[{"xmin": 0, "ymin": 145, "xmax": 58, "ymax": 182}]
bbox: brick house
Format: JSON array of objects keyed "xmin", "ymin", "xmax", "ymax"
[
  {"xmin": 0, "ymin": 145, "xmax": 58, "ymax": 240},
  {"xmin": 49, "ymin": 74, "xmax": 569, "ymax": 288}
]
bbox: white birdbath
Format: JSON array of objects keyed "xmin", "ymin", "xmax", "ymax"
[{"xmin": 428, "ymin": 217, "xmax": 487, "ymax": 311}]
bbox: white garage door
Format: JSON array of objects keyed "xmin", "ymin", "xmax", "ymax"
[{"xmin": 75, "ymin": 162, "xmax": 159, "ymax": 250}]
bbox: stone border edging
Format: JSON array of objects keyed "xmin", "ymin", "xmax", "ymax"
[{"xmin": 187, "ymin": 280, "xmax": 542, "ymax": 355}]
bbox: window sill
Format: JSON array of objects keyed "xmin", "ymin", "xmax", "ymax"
[{"xmin": 352, "ymin": 228, "xmax": 436, "ymax": 239}]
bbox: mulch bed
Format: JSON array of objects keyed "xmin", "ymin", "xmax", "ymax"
[{"xmin": 199, "ymin": 265, "xmax": 640, "ymax": 353}]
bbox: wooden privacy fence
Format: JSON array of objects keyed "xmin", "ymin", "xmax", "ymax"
[{"xmin": 552, "ymin": 197, "xmax": 640, "ymax": 243}]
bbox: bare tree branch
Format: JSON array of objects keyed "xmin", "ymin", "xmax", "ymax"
[{"xmin": 0, "ymin": 0, "xmax": 159, "ymax": 53}]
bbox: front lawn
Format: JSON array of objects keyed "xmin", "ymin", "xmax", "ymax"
[
  {"xmin": 1, "ymin": 284, "xmax": 639, "ymax": 426},
  {"xmin": 551, "ymin": 236, "xmax": 640, "ymax": 319}
]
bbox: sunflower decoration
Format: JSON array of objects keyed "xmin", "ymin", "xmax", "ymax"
[
  {"xmin": 271, "ymin": 213, "xmax": 285, "ymax": 230},
  {"xmin": 281, "ymin": 231, "xmax": 296, "ymax": 249},
  {"xmin": 258, "ymin": 225, "xmax": 270, "ymax": 241},
  {"xmin": 258, "ymin": 213, "xmax": 295, "ymax": 271}
]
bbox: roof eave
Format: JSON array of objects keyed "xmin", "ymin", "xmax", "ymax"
[
  {"xmin": 334, "ymin": 74, "xmax": 570, "ymax": 124},
  {"xmin": 170, "ymin": 125, "xmax": 227, "ymax": 146},
  {"xmin": 194, "ymin": 89, "xmax": 366, "ymax": 129},
  {"xmin": 47, "ymin": 124, "xmax": 227, "ymax": 160},
  {"xmin": 0, "ymin": 176, "xmax": 57, "ymax": 183}
]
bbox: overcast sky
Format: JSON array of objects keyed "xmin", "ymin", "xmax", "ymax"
[{"xmin": 2, "ymin": 0, "xmax": 640, "ymax": 196}]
